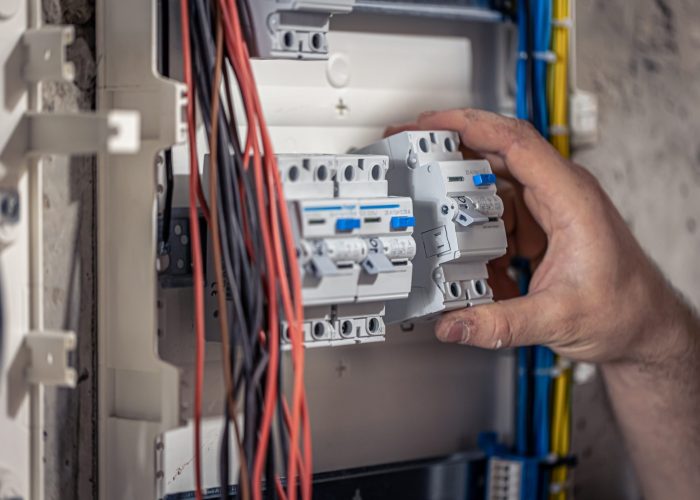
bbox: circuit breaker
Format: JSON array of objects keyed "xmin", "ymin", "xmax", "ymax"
[
  {"xmin": 245, "ymin": 0, "xmax": 355, "ymax": 60},
  {"xmin": 277, "ymin": 153, "xmax": 416, "ymax": 346},
  {"xmin": 358, "ymin": 131, "xmax": 508, "ymax": 323}
]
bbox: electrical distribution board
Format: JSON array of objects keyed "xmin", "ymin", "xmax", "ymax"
[
  {"xmin": 359, "ymin": 131, "xmax": 508, "ymax": 323},
  {"xmin": 279, "ymin": 153, "xmax": 416, "ymax": 346},
  {"xmin": 202, "ymin": 134, "xmax": 507, "ymax": 348},
  {"xmin": 245, "ymin": 0, "xmax": 355, "ymax": 60}
]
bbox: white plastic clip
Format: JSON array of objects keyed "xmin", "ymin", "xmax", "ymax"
[
  {"xmin": 551, "ymin": 18, "xmax": 573, "ymax": 29},
  {"xmin": 25, "ymin": 111, "xmax": 141, "ymax": 155},
  {"xmin": 23, "ymin": 26, "xmax": 76, "ymax": 83},
  {"xmin": 549, "ymin": 124, "xmax": 570, "ymax": 137},
  {"xmin": 532, "ymin": 50, "xmax": 557, "ymax": 63},
  {"xmin": 25, "ymin": 330, "xmax": 77, "ymax": 387}
]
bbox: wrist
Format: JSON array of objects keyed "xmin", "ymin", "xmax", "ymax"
[{"xmin": 618, "ymin": 285, "xmax": 698, "ymax": 370}]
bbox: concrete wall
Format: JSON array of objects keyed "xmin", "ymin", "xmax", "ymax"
[
  {"xmin": 572, "ymin": 1, "xmax": 700, "ymax": 498},
  {"xmin": 42, "ymin": 1, "xmax": 97, "ymax": 498},
  {"xmin": 39, "ymin": 0, "xmax": 700, "ymax": 498}
]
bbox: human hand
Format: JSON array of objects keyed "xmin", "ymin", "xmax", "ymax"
[{"xmin": 417, "ymin": 109, "xmax": 692, "ymax": 364}]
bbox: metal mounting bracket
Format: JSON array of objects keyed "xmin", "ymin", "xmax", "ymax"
[{"xmin": 25, "ymin": 330, "xmax": 77, "ymax": 387}]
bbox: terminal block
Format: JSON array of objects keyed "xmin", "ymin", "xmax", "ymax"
[
  {"xmin": 243, "ymin": 0, "xmax": 355, "ymax": 60},
  {"xmin": 358, "ymin": 131, "xmax": 508, "ymax": 323},
  {"xmin": 277, "ymin": 153, "xmax": 416, "ymax": 347}
]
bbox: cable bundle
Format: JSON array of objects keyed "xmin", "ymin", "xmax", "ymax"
[
  {"xmin": 514, "ymin": 2, "xmax": 573, "ymax": 499},
  {"xmin": 178, "ymin": 1, "xmax": 312, "ymax": 499},
  {"xmin": 548, "ymin": 1, "xmax": 572, "ymax": 498}
]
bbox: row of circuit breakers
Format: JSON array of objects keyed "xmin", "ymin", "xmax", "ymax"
[
  {"xmin": 199, "ymin": 131, "xmax": 508, "ymax": 348},
  {"xmin": 175, "ymin": 1, "xmax": 508, "ymax": 347}
]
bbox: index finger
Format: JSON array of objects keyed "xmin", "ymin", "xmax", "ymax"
[{"xmin": 417, "ymin": 109, "xmax": 576, "ymax": 197}]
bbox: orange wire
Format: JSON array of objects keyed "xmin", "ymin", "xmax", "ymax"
[
  {"xmin": 179, "ymin": 1, "xmax": 204, "ymax": 498},
  {"xmin": 216, "ymin": 2, "xmax": 311, "ymax": 498},
  {"xmin": 208, "ymin": 8, "xmax": 251, "ymax": 500}
]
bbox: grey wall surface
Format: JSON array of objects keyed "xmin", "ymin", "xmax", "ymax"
[
  {"xmin": 42, "ymin": 1, "xmax": 97, "ymax": 499},
  {"xmin": 39, "ymin": 0, "xmax": 700, "ymax": 498},
  {"xmin": 571, "ymin": 1, "xmax": 700, "ymax": 499}
]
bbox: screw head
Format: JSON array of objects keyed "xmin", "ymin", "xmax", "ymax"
[
  {"xmin": 441, "ymin": 205, "xmax": 449, "ymax": 215},
  {"xmin": 0, "ymin": 192, "xmax": 19, "ymax": 220},
  {"xmin": 407, "ymin": 152, "xmax": 418, "ymax": 168}
]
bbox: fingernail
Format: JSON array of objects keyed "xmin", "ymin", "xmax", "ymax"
[{"xmin": 440, "ymin": 321, "xmax": 470, "ymax": 344}]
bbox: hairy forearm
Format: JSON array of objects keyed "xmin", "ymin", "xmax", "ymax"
[{"xmin": 601, "ymin": 301, "xmax": 700, "ymax": 500}]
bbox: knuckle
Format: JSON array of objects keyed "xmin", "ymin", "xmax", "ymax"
[{"xmin": 512, "ymin": 118, "xmax": 537, "ymax": 139}]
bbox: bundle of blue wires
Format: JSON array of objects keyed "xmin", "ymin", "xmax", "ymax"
[{"xmin": 513, "ymin": 2, "xmax": 556, "ymax": 499}]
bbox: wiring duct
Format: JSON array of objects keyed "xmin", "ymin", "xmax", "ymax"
[{"xmin": 179, "ymin": 1, "xmax": 311, "ymax": 499}]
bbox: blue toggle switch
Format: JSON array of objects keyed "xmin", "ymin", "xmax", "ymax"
[
  {"xmin": 336, "ymin": 218, "xmax": 361, "ymax": 232},
  {"xmin": 473, "ymin": 173, "xmax": 497, "ymax": 186},
  {"xmin": 390, "ymin": 216, "xmax": 416, "ymax": 230}
]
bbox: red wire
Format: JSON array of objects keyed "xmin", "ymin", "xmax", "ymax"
[
  {"xmin": 216, "ymin": 2, "xmax": 311, "ymax": 498},
  {"xmin": 179, "ymin": 1, "xmax": 205, "ymax": 499}
]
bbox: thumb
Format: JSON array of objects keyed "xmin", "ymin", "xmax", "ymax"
[{"xmin": 434, "ymin": 291, "xmax": 561, "ymax": 349}]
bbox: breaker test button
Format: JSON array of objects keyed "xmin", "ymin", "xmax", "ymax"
[
  {"xmin": 336, "ymin": 218, "xmax": 361, "ymax": 232},
  {"xmin": 390, "ymin": 216, "xmax": 416, "ymax": 230},
  {"xmin": 472, "ymin": 173, "xmax": 497, "ymax": 186}
]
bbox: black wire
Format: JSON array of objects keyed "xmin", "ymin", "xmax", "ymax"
[
  {"xmin": 188, "ymin": 0, "xmax": 281, "ymax": 489},
  {"xmin": 160, "ymin": 0, "xmax": 174, "ymax": 252},
  {"xmin": 221, "ymin": 404, "xmax": 231, "ymax": 500},
  {"xmin": 162, "ymin": 149, "xmax": 175, "ymax": 251}
]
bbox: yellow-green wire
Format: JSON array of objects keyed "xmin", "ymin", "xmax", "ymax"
[{"xmin": 549, "ymin": 0, "xmax": 572, "ymax": 499}]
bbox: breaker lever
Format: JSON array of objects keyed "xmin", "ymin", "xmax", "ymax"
[
  {"xmin": 307, "ymin": 253, "xmax": 355, "ymax": 278},
  {"xmin": 361, "ymin": 252, "xmax": 395, "ymax": 275},
  {"xmin": 455, "ymin": 205, "xmax": 488, "ymax": 227}
]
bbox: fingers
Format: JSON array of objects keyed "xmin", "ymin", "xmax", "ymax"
[
  {"xmin": 496, "ymin": 177, "xmax": 547, "ymax": 261},
  {"xmin": 417, "ymin": 109, "xmax": 576, "ymax": 197},
  {"xmin": 384, "ymin": 123, "xmax": 417, "ymax": 137},
  {"xmin": 434, "ymin": 291, "xmax": 561, "ymax": 349},
  {"xmin": 511, "ymin": 184, "xmax": 547, "ymax": 259}
]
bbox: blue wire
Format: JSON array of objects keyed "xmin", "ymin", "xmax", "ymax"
[
  {"xmin": 513, "ymin": 257, "xmax": 532, "ymax": 456},
  {"xmin": 516, "ymin": 0, "xmax": 528, "ymax": 120},
  {"xmin": 513, "ymin": 7, "xmax": 556, "ymax": 500},
  {"xmin": 532, "ymin": 0, "xmax": 551, "ymax": 137}
]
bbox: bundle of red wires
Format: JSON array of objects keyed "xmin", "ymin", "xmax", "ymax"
[{"xmin": 179, "ymin": 0, "xmax": 312, "ymax": 499}]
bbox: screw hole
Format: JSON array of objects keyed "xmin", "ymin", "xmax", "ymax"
[
  {"xmin": 283, "ymin": 31, "xmax": 295, "ymax": 48},
  {"xmin": 474, "ymin": 280, "xmax": 486, "ymax": 296},
  {"xmin": 341, "ymin": 320, "xmax": 353, "ymax": 337},
  {"xmin": 312, "ymin": 322, "xmax": 326, "ymax": 339},
  {"xmin": 371, "ymin": 164, "xmax": 383, "ymax": 180},
  {"xmin": 449, "ymin": 282, "xmax": 461, "ymax": 298},
  {"xmin": 316, "ymin": 164, "xmax": 328, "ymax": 181},
  {"xmin": 343, "ymin": 164, "xmax": 355, "ymax": 181},
  {"xmin": 310, "ymin": 32, "xmax": 324, "ymax": 51},
  {"xmin": 444, "ymin": 137, "xmax": 455, "ymax": 152},
  {"xmin": 418, "ymin": 137, "xmax": 429, "ymax": 153},
  {"xmin": 288, "ymin": 165, "xmax": 300, "ymax": 182},
  {"xmin": 368, "ymin": 318, "xmax": 380, "ymax": 334}
]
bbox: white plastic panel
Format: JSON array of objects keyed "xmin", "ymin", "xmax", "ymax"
[{"xmin": 160, "ymin": 12, "xmax": 515, "ymax": 497}]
